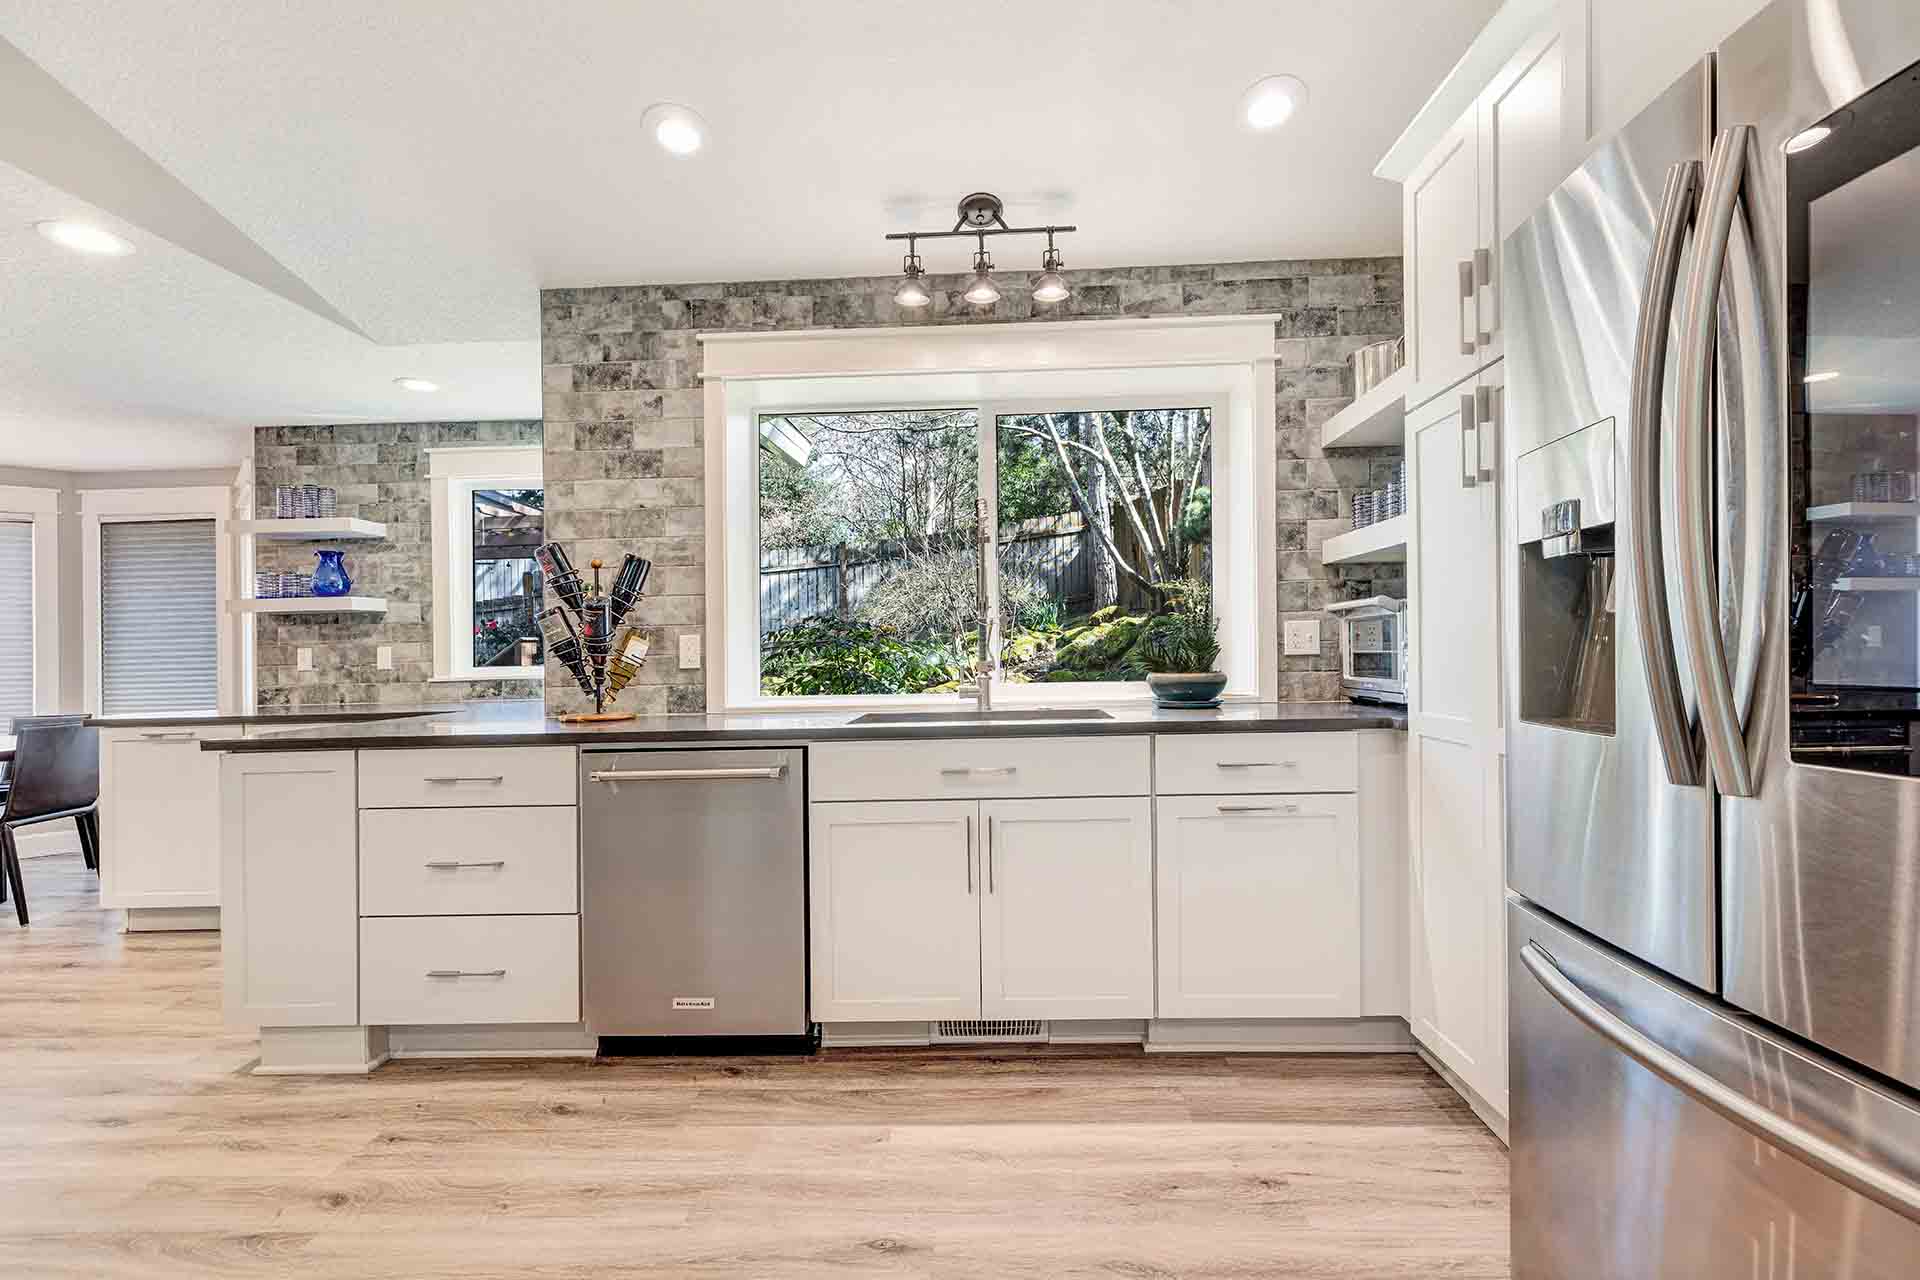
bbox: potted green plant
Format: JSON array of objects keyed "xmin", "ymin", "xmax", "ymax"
[{"xmin": 1140, "ymin": 581, "xmax": 1225, "ymax": 707}]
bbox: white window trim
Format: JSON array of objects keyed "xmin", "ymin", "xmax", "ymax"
[
  {"xmin": 427, "ymin": 446, "xmax": 545, "ymax": 683},
  {"xmin": 0, "ymin": 485, "xmax": 62, "ymax": 716},
  {"xmin": 703, "ymin": 316, "xmax": 1279, "ymax": 713},
  {"xmin": 80, "ymin": 486, "xmax": 236, "ymax": 716}
]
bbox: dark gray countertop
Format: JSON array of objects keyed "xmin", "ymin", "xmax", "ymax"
[
  {"xmin": 201, "ymin": 699, "xmax": 1405, "ymax": 751},
  {"xmin": 88, "ymin": 702, "xmax": 501, "ymax": 729}
]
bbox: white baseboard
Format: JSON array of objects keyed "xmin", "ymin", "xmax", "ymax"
[
  {"xmin": 253, "ymin": 1025, "xmax": 391, "ymax": 1076},
  {"xmin": 14, "ymin": 826, "xmax": 81, "ymax": 859},
  {"xmin": 820, "ymin": 1020, "xmax": 935, "ymax": 1048},
  {"xmin": 1414, "ymin": 1043, "xmax": 1509, "ymax": 1145},
  {"xmin": 1050, "ymin": 1019, "xmax": 1147, "ymax": 1044},
  {"xmin": 1145, "ymin": 1017, "xmax": 1416, "ymax": 1054},
  {"xmin": 385, "ymin": 1023, "xmax": 597, "ymax": 1060},
  {"xmin": 126, "ymin": 906, "xmax": 220, "ymax": 932}
]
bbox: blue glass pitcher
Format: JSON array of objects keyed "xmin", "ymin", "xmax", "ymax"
[{"xmin": 311, "ymin": 549, "xmax": 353, "ymax": 597}]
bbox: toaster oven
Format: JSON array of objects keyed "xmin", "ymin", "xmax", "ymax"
[{"xmin": 1326, "ymin": 596, "xmax": 1407, "ymax": 705}]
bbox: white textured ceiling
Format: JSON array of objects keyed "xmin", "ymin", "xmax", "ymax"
[{"xmin": 0, "ymin": 0, "xmax": 1498, "ymax": 469}]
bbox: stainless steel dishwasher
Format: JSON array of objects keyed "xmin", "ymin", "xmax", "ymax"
[{"xmin": 580, "ymin": 745, "xmax": 810, "ymax": 1048}]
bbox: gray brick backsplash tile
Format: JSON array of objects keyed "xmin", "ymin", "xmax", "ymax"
[{"xmin": 526, "ymin": 255, "xmax": 1396, "ymax": 715}]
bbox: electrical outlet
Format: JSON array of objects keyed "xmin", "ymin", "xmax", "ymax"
[
  {"xmin": 296, "ymin": 647, "xmax": 314, "ymax": 672},
  {"xmin": 376, "ymin": 645, "xmax": 394, "ymax": 670},
  {"xmin": 1283, "ymin": 619, "xmax": 1320, "ymax": 656},
  {"xmin": 1865, "ymin": 624, "xmax": 1884, "ymax": 649},
  {"xmin": 678, "ymin": 633, "xmax": 703, "ymax": 670}
]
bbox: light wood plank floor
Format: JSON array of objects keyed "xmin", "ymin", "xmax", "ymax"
[{"xmin": 0, "ymin": 854, "xmax": 1509, "ymax": 1278}]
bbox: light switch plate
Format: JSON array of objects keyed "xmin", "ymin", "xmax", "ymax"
[
  {"xmin": 376, "ymin": 645, "xmax": 393, "ymax": 670},
  {"xmin": 1283, "ymin": 620, "xmax": 1320, "ymax": 656},
  {"xmin": 678, "ymin": 633, "xmax": 703, "ymax": 670},
  {"xmin": 296, "ymin": 647, "xmax": 314, "ymax": 672}
]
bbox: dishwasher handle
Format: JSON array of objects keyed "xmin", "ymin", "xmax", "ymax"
[{"xmin": 589, "ymin": 765, "xmax": 787, "ymax": 784}]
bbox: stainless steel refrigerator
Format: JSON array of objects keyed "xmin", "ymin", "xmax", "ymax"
[{"xmin": 1503, "ymin": 1, "xmax": 1920, "ymax": 1271}]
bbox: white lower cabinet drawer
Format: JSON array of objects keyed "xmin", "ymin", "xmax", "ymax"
[
  {"xmin": 359, "ymin": 807, "xmax": 578, "ymax": 916},
  {"xmin": 810, "ymin": 735, "xmax": 1150, "ymax": 802},
  {"xmin": 359, "ymin": 915, "xmax": 580, "ymax": 1025},
  {"xmin": 1153, "ymin": 731, "xmax": 1358, "ymax": 795},
  {"xmin": 357, "ymin": 746, "xmax": 577, "ymax": 808}
]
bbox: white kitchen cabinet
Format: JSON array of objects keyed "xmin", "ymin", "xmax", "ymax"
[
  {"xmin": 220, "ymin": 751, "xmax": 358, "ymax": 1029},
  {"xmin": 1404, "ymin": 380, "xmax": 1506, "ymax": 1116},
  {"xmin": 99, "ymin": 724, "xmax": 242, "ymax": 921},
  {"xmin": 1155, "ymin": 793, "xmax": 1361, "ymax": 1019},
  {"xmin": 809, "ymin": 800, "xmax": 982, "ymax": 1023},
  {"xmin": 1404, "ymin": 108, "xmax": 1486, "ymax": 409},
  {"xmin": 979, "ymin": 798, "xmax": 1152, "ymax": 1020}
]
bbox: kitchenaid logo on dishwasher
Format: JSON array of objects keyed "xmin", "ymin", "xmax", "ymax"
[{"xmin": 671, "ymin": 997, "xmax": 715, "ymax": 1010}]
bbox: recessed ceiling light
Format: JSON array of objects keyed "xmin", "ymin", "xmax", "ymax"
[
  {"xmin": 35, "ymin": 219, "xmax": 134, "ymax": 256},
  {"xmin": 641, "ymin": 102, "xmax": 708, "ymax": 156},
  {"xmin": 1240, "ymin": 75, "xmax": 1309, "ymax": 131},
  {"xmin": 1803, "ymin": 369, "xmax": 1840, "ymax": 384},
  {"xmin": 1785, "ymin": 124, "xmax": 1832, "ymax": 153},
  {"xmin": 394, "ymin": 377, "xmax": 439, "ymax": 392}
]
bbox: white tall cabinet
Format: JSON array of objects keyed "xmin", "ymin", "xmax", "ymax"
[{"xmin": 1389, "ymin": 1, "xmax": 1589, "ymax": 1129}]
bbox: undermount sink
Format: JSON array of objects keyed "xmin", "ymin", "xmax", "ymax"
[{"xmin": 848, "ymin": 708, "xmax": 1116, "ymax": 725}]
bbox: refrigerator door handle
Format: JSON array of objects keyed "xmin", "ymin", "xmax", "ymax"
[
  {"xmin": 1521, "ymin": 942, "xmax": 1920, "ymax": 1228},
  {"xmin": 1674, "ymin": 125, "xmax": 1757, "ymax": 798},
  {"xmin": 1630, "ymin": 159, "xmax": 1704, "ymax": 789}
]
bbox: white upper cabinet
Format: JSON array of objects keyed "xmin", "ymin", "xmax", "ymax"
[
  {"xmin": 1405, "ymin": 109, "xmax": 1485, "ymax": 409},
  {"xmin": 978, "ymin": 798, "xmax": 1153, "ymax": 1021},
  {"xmin": 809, "ymin": 800, "xmax": 982, "ymax": 1023}
]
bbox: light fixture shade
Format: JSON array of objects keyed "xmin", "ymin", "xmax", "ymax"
[
  {"xmin": 963, "ymin": 270, "xmax": 1001, "ymax": 306},
  {"xmin": 894, "ymin": 272, "xmax": 933, "ymax": 308},
  {"xmin": 1032, "ymin": 270, "xmax": 1070, "ymax": 304}
]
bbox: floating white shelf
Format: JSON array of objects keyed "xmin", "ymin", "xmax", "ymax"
[
  {"xmin": 231, "ymin": 596, "xmax": 388, "ymax": 615},
  {"xmin": 1319, "ymin": 367, "xmax": 1410, "ymax": 450},
  {"xmin": 1321, "ymin": 514, "xmax": 1408, "ymax": 565},
  {"xmin": 233, "ymin": 517, "xmax": 388, "ymax": 541},
  {"xmin": 1831, "ymin": 578, "xmax": 1920, "ymax": 593},
  {"xmin": 1806, "ymin": 503, "xmax": 1919, "ymax": 524}
]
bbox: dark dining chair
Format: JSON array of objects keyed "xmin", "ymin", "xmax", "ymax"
[{"xmin": 0, "ymin": 715, "xmax": 99, "ymax": 925}]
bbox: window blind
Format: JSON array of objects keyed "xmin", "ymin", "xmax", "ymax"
[
  {"xmin": 100, "ymin": 519, "xmax": 219, "ymax": 716},
  {"xmin": 0, "ymin": 522, "xmax": 31, "ymax": 729}
]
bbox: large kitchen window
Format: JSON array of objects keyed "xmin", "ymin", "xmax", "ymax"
[
  {"xmin": 755, "ymin": 404, "xmax": 1212, "ymax": 699},
  {"xmin": 429, "ymin": 447, "xmax": 545, "ymax": 682},
  {"xmin": 98, "ymin": 520, "xmax": 221, "ymax": 716},
  {"xmin": 0, "ymin": 522, "xmax": 33, "ymax": 728},
  {"xmin": 715, "ymin": 322, "xmax": 1272, "ymax": 710}
]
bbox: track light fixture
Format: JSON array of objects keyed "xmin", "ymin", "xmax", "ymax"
[
  {"xmin": 885, "ymin": 192, "xmax": 1076, "ymax": 308},
  {"xmin": 893, "ymin": 242, "xmax": 932, "ymax": 308}
]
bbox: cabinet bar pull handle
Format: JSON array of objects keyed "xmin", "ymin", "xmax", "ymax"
[
  {"xmin": 986, "ymin": 815, "xmax": 997, "ymax": 893},
  {"xmin": 424, "ymin": 859, "xmax": 508, "ymax": 870},
  {"xmin": 939, "ymin": 766, "xmax": 1018, "ymax": 777},
  {"xmin": 1457, "ymin": 259, "xmax": 1476, "ymax": 355},
  {"xmin": 425, "ymin": 969, "xmax": 507, "ymax": 979},
  {"xmin": 965, "ymin": 814, "xmax": 974, "ymax": 895},
  {"xmin": 1474, "ymin": 247, "xmax": 1494, "ymax": 346},
  {"xmin": 1460, "ymin": 393, "xmax": 1478, "ymax": 489},
  {"xmin": 1215, "ymin": 760, "xmax": 1296, "ymax": 769},
  {"xmin": 138, "ymin": 730, "xmax": 199, "ymax": 740},
  {"xmin": 1217, "ymin": 802, "xmax": 1300, "ymax": 814},
  {"xmin": 424, "ymin": 775, "xmax": 505, "ymax": 784}
]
